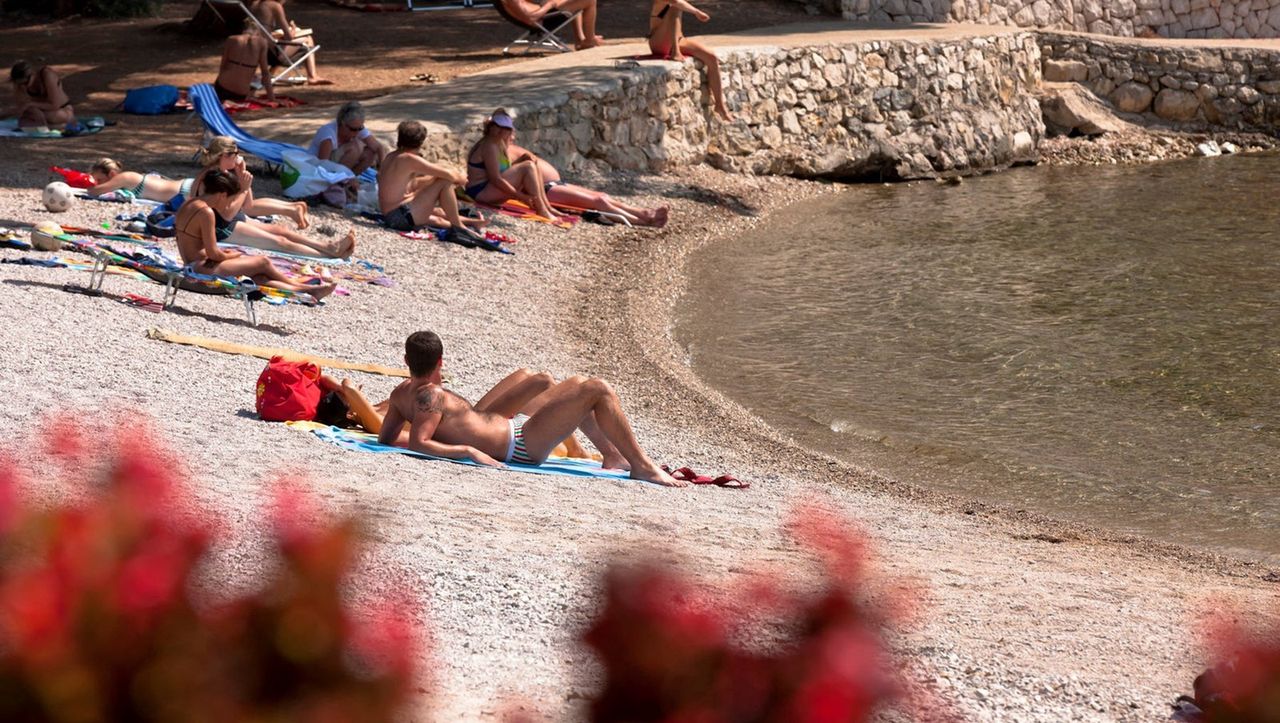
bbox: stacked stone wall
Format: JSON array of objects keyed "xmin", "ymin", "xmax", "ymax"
[
  {"xmin": 506, "ymin": 32, "xmax": 1044, "ymax": 180},
  {"xmin": 841, "ymin": 0, "xmax": 1280, "ymax": 40},
  {"xmin": 1041, "ymin": 32, "xmax": 1280, "ymax": 128}
]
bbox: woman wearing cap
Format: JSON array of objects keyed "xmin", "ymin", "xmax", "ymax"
[
  {"xmin": 464, "ymin": 110, "xmax": 559, "ymax": 221},
  {"xmin": 192, "ymin": 136, "xmax": 356, "ymax": 259}
]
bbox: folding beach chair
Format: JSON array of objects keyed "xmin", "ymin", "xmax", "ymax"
[
  {"xmin": 65, "ymin": 237, "xmax": 317, "ymax": 326},
  {"xmin": 189, "ymin": 84, "xmax": 378, "ymax": 184},
  {"xmin": 495, "ymin": 0, "xmax": 580, "ymax": 55},
  {"xmin": 231, "ymin": 0, "xmax": 321, "ymax": 85},
  {"xmin": 407, "ymin": 0, "xmax": 492, "ymax": 10}
]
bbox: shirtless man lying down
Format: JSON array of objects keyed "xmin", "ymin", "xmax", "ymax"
[{"xmin": 378, "ymin": 331, "xmax": 683, "ymax": 487}]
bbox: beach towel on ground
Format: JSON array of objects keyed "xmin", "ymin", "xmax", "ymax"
[
  {"xmin": 189, "ymin": 84, "xmax": 376, "ymax": 185},
  {"xmin": 287, "ymin": 421, "xmax": 638, "ymax": 481},
  {"xmin": 0, "ymin": 118, "xmax": 106, "ymax": 139},
  {"xmin": 223, "ymin": 96, "xmax": 306, "ymax": 115}
]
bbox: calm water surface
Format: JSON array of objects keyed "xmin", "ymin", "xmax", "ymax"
[{"xmin": 675, "ymin": 156, "xmax": 1280, "ymax": 563}]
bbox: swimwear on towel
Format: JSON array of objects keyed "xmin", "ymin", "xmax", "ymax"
[{"xmin": 505, "ymin": 413, "xmax": 538, "ymax": 465}]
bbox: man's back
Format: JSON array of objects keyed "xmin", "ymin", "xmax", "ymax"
[{"xmin": 378, "ymin": 150, "xmax": 419, "ymax": 212}]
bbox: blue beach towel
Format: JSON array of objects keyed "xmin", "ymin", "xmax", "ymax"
[
  {"xmin": 189, "ymin": 84, "xmax": 377, "ymax": 185},
  {"xmin": 287, "ymin": 421, "xmax": 637, "ymax": 481}
]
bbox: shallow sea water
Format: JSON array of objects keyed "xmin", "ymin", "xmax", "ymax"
[{"xmin": 675, "ymin": 155, "xmax": 1280, "ymax": 564}]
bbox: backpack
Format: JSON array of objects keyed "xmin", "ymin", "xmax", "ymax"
[
  {"xmin": 255, "ymin": 357, "xmax": 322, "ymax": 422},
  {"xmin": 123, "ymin": 85, "xmax": 180, "ymax": 115}
]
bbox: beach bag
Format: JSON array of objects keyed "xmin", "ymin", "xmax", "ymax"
[
  {"xmin": 256, "ymin": 356, "xmax": 322, "ymax": 422},
  {"xmin": 144, "ymin": 207, "xmax": 177, "ymax": 238},
  {"xmin": 123, "ymin": 85, "xmax": 180, "ymax": 115},
  {"xmin": 280, "ymin": 149, "xmax": 355, "ymax": 199}
]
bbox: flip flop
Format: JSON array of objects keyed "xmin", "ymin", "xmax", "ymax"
[
  {"xmin": 121, "ymin": 293, "xmax": 163, "ymax": 313},
  {"xmin": 662, "ymin": 465, "xmax": 713, "ymax": 484},
  {"xmin": 709, "ymin": 474, "xmax": 749, "ymax": 489}
]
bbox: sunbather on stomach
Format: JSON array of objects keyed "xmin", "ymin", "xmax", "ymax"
[
  {"xmin": 193, "ymin": 136, "xmax": 357, "ymax": 259},
  {"xmin": 175, "ymin": 169, "xmax": 335, "ymax": 299},
  {"xmin": 376, "ymin": 331, "xmax": 682, "ymax": 486},
  {"xmin": 505, "ymin": 137, "xmax": 668, "ymax": 227},
  {"xmin": 88, "ymin": 158, "xmax": 190, "ymax": 203},
  {"xmin": 215, "ymin": 29, "xmax": 275, "ymax": 103},
  {"xmin": 464, "ymin": 109, "xmax": 559, "ymax": 220}
]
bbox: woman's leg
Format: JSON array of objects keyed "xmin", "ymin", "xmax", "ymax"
[
  {"xmin": 260, "ymin": 221, "xmax": 355, "ymax": 258},
  {"xmin": 208, "ymin": 255, "xmax": 336, "ymax": 298},
  {"xmin": 227, "ymin": 220, "xmax": 352, "ymax": 259},
  {"xmin": 680, "ymin": 38, "xmax": 732, "ymax": 120},
  {"xmin": 546, "ymin": 184, "xmax": 642, "ymax": 225},
  {"xmin": 648, "ymin": 10, "xmax": 682, "ymax": 60},
  {"xmin": 505, "ymin": 161, "xmax": 557, "ymax": 218},
  {"xmin": 244, "ymin": 197, "xmax": 308, "ymax": 228},
  {"xmin": 556, "ymin": 0, "xmax": 600, "ymax": 48}
]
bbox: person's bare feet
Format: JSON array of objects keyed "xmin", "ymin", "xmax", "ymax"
[
  {"xmin": 336, "ymin": 229, "xmax": 357, "ymax": 259},
  {"xmin": 307, "ymin": 77, "xmax": 335, "ymax": 86},
  {"xmin": 601, "ymin": 452, "xmax": 631, "ymax": 471},
  {"xmin": 575, "ymin": 36, "xmax": 603, "ymax": 50},
  {"xmin": 296, "ymin": 202, "xmax": 310, "ymax": 229},
  {"xmin": 305, "ymin": 281, "xmax": 338, "ymax": 300},
  {"xmin": 653, "ymin": 206, "xmax": 670, "ymax": 228},
  {"xmin": 631, "ymin": 463, "xmax": 684, "ymax": 487},
  {"xmin": 715, "ymin": 105, "xmax": 734, "ymax": 122}
]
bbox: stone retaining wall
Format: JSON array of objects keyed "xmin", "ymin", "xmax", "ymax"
[
  {"xmin": 840, "ymin": 0, "xmax": 1280, "ymax": 39},
  {"xmin": 508, "ymin": 32, "xmax": 1044, "ymax": 180},
  {"xmin": 1041, "ymin": 31, "xmax": 1280, "ymax": 128}
]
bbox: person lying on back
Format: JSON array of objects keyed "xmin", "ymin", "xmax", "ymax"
[
  {"xmin": 379, "ymin": 331, "xmax": 683, "ymax": 486},
  {"xmin": 379, "ymin": 120, "xmax": 486, "ymax": 245},
  {"xmin": 215, "ymin": 29, "xmax": 274, "ymax": 103}
]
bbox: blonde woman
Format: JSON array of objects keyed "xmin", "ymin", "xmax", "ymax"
[
  {"xmin": 87, "ymin": 158, "xmax": 191, "ymax": 203},
  {"xmin": 194, "ymin": 137, "xmax": 355, "ymax": 259},
  {"xmin": 464, "ymin": 109, "xmax": 558, "ymax": 220}
]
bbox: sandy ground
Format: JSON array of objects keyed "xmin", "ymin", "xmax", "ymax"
[
  {"xmin": 0, "ymin": 148, "xmax": 1278, "ymax": 720},
  {"xmin": 1, "ymin": 3, "xmax": 1279, "ymax": 719}
]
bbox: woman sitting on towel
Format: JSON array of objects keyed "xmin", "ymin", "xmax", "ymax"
[
  {"xmin": 504, "ymin": 133, "xmax": 669, "ymax": 228},
  {"xmin": 464, "ymin": 109, "xmax": 559, "ymax": 221},
  {"xmin": 87, "ymin": 159, "xmax": 191, "ymax": 204},
  {"xmin": 193, "ymin": 136, "xmax": 356, "ymax": 259},
  {"xmin": 175, "ymin": 169, "xmax": 335, "ymax": 299},
  {"xmin": 9, "ymin": 61, "xmax": 78, "ymax": 130}
]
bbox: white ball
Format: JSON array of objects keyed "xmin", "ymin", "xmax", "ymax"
[{"xmin": 42, "ymin": 182, "xmax": 74, "ymax": 213}]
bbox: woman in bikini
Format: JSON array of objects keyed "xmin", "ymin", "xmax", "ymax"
[
  {"xmin": 175, "ymin": 170, "xmax": 335, "ymax": 300},
  {"xmin": 9, "ymin": 61, "xmax": 78, "ymax": 130},
  {"xmin": 214, "ymin": 30, "xmax": 274, "ymax": 103},
  {"xmin": 504, "ymin": 136, "xmax": 670, "ymax": 227},
  {"xmin": 193, "ymin": 137, "xmax": 357, "ymax": 259},
  {"xmin": 464, "ymin": 110, "xmax": 559, "ymax": 220},
  {"xmin": 648, "ymin": 0, "xmax": 731, "ymax": 121},
  {"xmin": 87, "ymin": 159, "xmax": 190, "ymax": 204}
]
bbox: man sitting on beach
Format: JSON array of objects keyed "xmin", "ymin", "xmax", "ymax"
[
  {"xmin": 379, "ymin": 120, "xmax": 486, "ymax": 245},
  {"xmin": 378, "ymin": 331, "xmax": 683, "ymax": 487},
  {"xmin": 214, "ymin": 29, "xmax": 274, "ymax": 103},
  {"xmin": 309, "ymin": 101, "xmax": 385, "ymax": 175}
]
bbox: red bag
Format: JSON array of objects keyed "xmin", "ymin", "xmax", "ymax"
[
  {"xmin": 255, "ymin": 356, "xmax": 322, "ymax": 422},
  {"xmin": 51, "ymin": 166, "xmax": 96, "ymax": 189}
]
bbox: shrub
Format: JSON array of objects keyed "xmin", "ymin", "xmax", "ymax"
[
  {"xmin": 0, "ymin": 422, "xmax": 420, "ymax": 722},
  {"xmin": 583, "ymin": 504, "xmax": 908, "ymax": 723}
]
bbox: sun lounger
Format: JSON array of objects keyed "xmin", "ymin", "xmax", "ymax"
[
  {"xmin": 189, "ymin": 83, "xmax": 378, "ymax": 184},
  {"xmin": 62, "ymin": 236, "xmax": 318, "ymax": 326},
  {"xmin": 494, "ymin": 0, "xmax": 580, "ymax": 55}
]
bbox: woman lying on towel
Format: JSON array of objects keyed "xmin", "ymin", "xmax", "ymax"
[
  {"xmin": 175, "ymin": 170, "xmax": 335, "ymax": 299},
  {"xmin": 469, "ymin": 109, "xmax": 667, "ymax": 227},
  {"xmin": 87, "ymin": 158, "xmax": 191, "ymax": 204},
  {"xmin": 193, "ymin": 136, "xmax": 356, "ymax": 259},
  {"xmin": 318, "ymin": 368, "xmax": 628, "ymax": 469},
  {"xmin": 507, "ymin": 139, "xmax": 668, "ymax": 228}
]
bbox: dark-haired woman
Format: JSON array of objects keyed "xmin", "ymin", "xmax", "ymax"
[{"xmin": 175, "ymin": 170, "xmax": 336, "ymax": 300}]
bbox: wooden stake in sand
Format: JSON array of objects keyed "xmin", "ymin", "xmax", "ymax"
[{"xmin": 146, "ymin": 327, "xmax": 409, "ymax": 378}]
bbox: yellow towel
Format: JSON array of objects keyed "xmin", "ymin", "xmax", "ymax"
[{"xmin": 147, "ymin": 327, "xmax": 409, "ymax": 378}]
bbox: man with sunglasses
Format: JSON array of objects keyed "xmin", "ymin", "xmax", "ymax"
[{"xmin": 308, "ymin": 100, "xmax": 386, "ymax": 176}]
